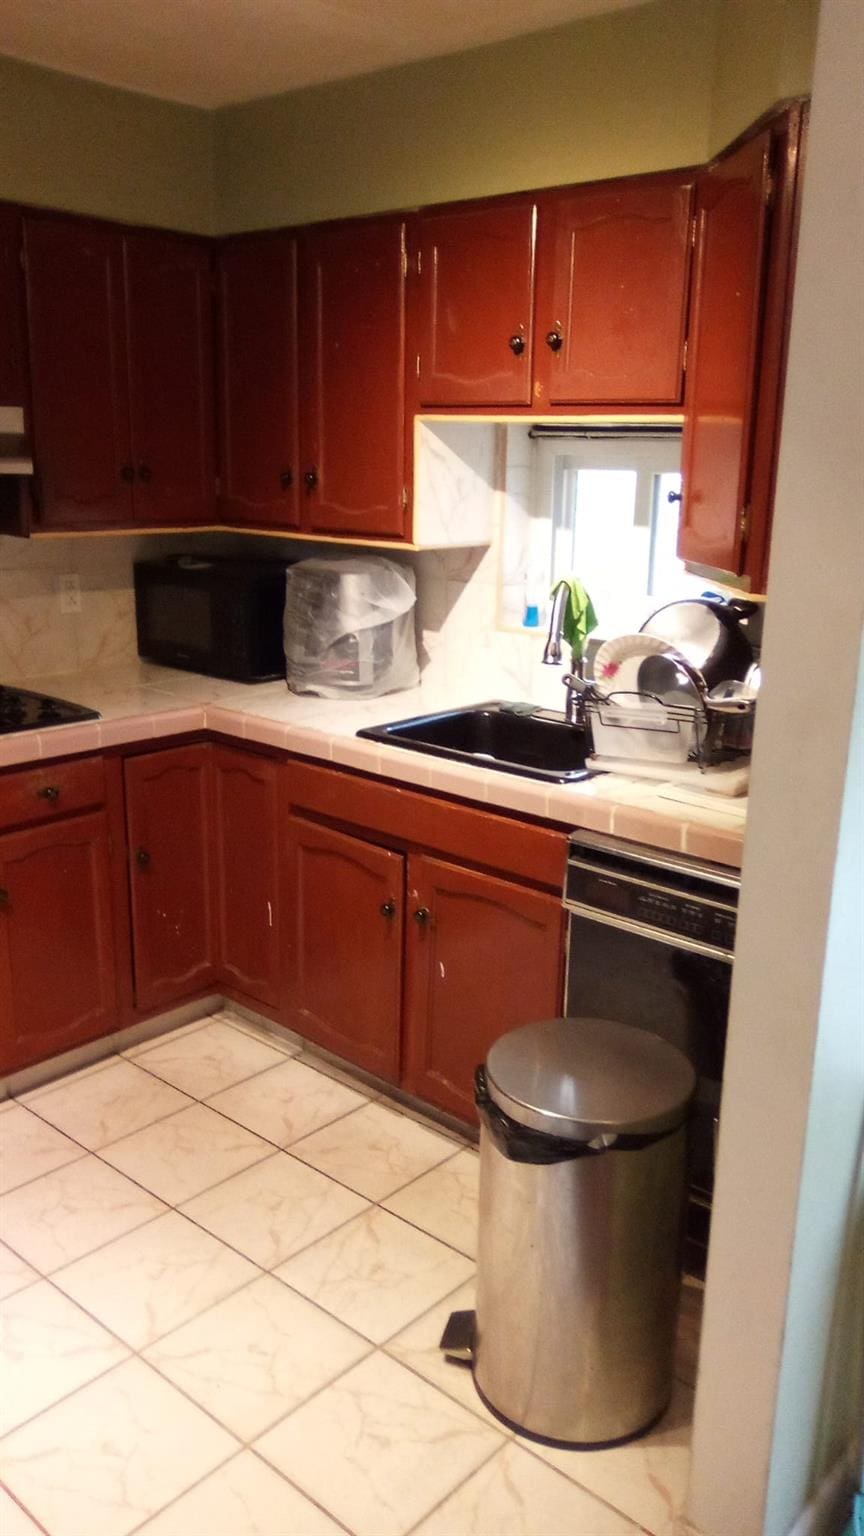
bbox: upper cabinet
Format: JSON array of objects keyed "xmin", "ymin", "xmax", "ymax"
[
  {"xmin": 678, "ymin": 134, "xmax": 772, "ymax": 574},
  {"xmin": 217, "ymin": 232, "xmax": 299, "ymax": 529},
  {"xmin": 299, "ymin": 215, "xmax": 408, "ymax": 539},
  {"xmin": 23, "ymin": 213, "xmax": 214, "ymax": 531},
  {"xmin": 0, "ymin": 203, "xmax": 25, "ymax": 407},
  {"xmin": 413, "ymin": 173, "xmax": 694, "ymax": 412},
  {"xmin": 533, "ymin": 173, "xmax": 694, "ymax": 407},
  {"xmin": 24, "ymin": 214, "xmax": 133, "ymax": 529},
  {"xmin": 416, "ymin": 197, "xmax": 536, "ymax": 408},
  {"xmin": 124, "ymin": 231, "xmax": 215, "ymax": 526},
  {"xmin": 4, "ymin": 102, "xmax": 803, "ymax": 568},
  {"xmin": 678, "ymin": 106, "xmax": 806, "ymax": 584}
]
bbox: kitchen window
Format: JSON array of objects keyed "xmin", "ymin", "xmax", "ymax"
[{"xmin": 501, "ymin": 427, "xmax": 705, "ymax": 637}]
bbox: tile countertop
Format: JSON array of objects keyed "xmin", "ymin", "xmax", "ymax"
[{"xmin": 0, "ymin": 662, "xmax": 745, "ymax": 868}]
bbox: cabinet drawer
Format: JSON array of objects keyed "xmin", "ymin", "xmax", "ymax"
[{"xmin": 0, "ymin": 756, "xmax": 106, "ymax": 831}]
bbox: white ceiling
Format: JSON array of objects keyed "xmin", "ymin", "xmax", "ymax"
[{"xmin": 0, "ymin": 0, "xmax": 652, "ymax": 109}]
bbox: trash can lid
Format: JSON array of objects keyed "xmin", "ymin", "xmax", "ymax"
[{"xmin": 485, "ymin": 1017, "xmax": 696, "ymax": 1141}]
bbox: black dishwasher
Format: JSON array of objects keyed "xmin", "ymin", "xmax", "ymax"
[{"xmin": 563, "ymin": 829, "xmax": 739, "ymax": 1273}]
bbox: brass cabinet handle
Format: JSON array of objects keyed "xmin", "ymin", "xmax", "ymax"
[
  {"xmin": 136, "ymin": 848, "xmax": 151, "ymax": 868},
  {"xmin": 37, "ymin": 785, "xmax": 60, "ymax": 803}
]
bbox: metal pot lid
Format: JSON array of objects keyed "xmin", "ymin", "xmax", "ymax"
[
  {"xmin": 640, "ymin": 600, "xmax": 726, "ymax": 666},
  {"xmin": 485, "ymin": 1017, "xmax": 696, "ymax": 1141}
]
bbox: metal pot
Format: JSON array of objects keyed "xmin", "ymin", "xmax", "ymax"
[{"xmin": 639, "ymin": 598, "xmax": 756, "ymax": 689}]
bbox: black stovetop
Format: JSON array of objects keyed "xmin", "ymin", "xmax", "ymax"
[{"xmin": 0, "ymin": 685, "xmax": 101, "ymax": 734}]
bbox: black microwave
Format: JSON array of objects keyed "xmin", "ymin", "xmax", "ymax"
[{"xmin": 134, "ymin": 555, "xmax": 291, "ymax": 682}]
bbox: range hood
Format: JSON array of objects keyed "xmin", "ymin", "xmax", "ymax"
[{"xmin": 0, "ymin": 406, "xmax": 34, "ymax": 475}]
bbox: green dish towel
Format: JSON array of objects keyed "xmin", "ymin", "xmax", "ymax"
[{"xmin": 550, "ymin": 577, "xmax": 598, "ymax": 661}]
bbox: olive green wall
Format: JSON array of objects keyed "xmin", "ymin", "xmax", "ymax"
[
  {"xmin": 709, "ymin": 0, "xmax": 820, "ymax": 151},
  {"xmin": 0, "ymin": 0, "xmax": 819, "ymax": 239},
  {"xmin": 214, "ymin": 0, "xmax": 718, "ymax": 233},
  {"xmin": 0, "ymin": 55, "xmax": 216, "ymax": 234}
]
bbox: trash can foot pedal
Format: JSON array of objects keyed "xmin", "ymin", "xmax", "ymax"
[{"xmin": 439, "ymin": 1309, "xmax": 475, "ymax": 1365}]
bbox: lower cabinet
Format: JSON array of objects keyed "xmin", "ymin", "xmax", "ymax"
[
  {"xmin": 283, "ymin": 818, "xmax": 404, "ymax": 1082},
  {"xmin": 212, "ymin": 745, "xmax": 281, "ymax": 1011},
  {"xmin": 0, "ymin": 741, "xmax": 565, "ymax": 1127},
  {"xmin": 284, "ymin": 814, "xmax": 565, "ymax": 1121},
  {"xmin": 125, "ymin": 744, "xmax": 218, "ymax": 1013},
  {"xmin": 402, "ymin": 853, "xmax": 565, "ymax": 1122},
  {"xmin": 0, "ymin": 810, "xmax": 120, "ymax": 1073}
]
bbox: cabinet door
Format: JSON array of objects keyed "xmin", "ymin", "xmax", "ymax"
[
  {"xmin": 0, "ymin": 811, "xmax": 119, "ymax": 1074},
  {"xmin": 534, "ymin": 173, "xmax": 693, "ymax": 406},
  {"xmin": 0, "ymin": 203, "xmax": 25, "ymax": 409},
  {"xmin": 212, "ymin": 746, "xmax": 280, "ymax": 1009},
  {"xmin": 416, "ymin": 199, "xmax": 536, "ymax": 407},
  {"xmin": 284, "ymin": 817, "xmax": 403, "ymax": 1081},
  {"xmin": 125, "ymin": 745, "xmax": 217, "ymax": 1013},
  {"xmin": 24, "ymin": 214, "xmax": 133, "ymax": 528},
  {"xmin": 124, "ymin": 231, "xmax": 215, "ymax": 526},
  {"xmin": 218, "ymin": 234, "xmax": 299, "ymax": 529},
  {"xmin": 300, "ymin": 217, "xmax": 407, "ymax": 538},
  {"xmin": 403, "ymin": 855, "xmax": 564, "ymax": 1122},
  {"xmin": 678, "ymin": 133, "xmax": 772, "ymax": 573}
]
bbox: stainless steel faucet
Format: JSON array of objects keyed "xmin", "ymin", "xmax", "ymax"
[{"xmin": 542, "ymin": 585, "xmax": 588, "ymax": 727}]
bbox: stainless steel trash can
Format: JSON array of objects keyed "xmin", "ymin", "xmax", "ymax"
[{"xmin": 472, "ymin": 1015, "xmax": 696, "ymax": 1448}]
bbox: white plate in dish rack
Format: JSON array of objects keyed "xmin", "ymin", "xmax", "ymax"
[{"xmin": 592, "ymin": 633, "xmax": 671, "ymax": 701}]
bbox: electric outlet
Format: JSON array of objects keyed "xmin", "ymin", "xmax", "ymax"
[{"xmin": 58, "ymin": 574, "xmax": 82, "ymax": 615}]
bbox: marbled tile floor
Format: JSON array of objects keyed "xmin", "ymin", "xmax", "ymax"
[{"xmin": 0, "ymin": 1011, "xmax": 702, "ymax": 1536}]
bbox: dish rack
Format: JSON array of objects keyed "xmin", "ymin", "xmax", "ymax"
[{"xmin": 583, "ymin": 688, "xmax": 709, "ymax": 768}]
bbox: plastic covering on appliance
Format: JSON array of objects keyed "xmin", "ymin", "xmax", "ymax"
[{"xmin": 284, "ymin": 556, "xmax": 419, "ymax": 698}]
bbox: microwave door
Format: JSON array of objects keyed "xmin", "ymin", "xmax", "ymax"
[{"xmin": 139, "ymin": 581, "xmax": 215, "ymax": 668}]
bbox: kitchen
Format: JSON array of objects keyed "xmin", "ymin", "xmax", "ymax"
[{"xmin": 0, "ymin": 3, "xmax": 861, "ymax": 1535}]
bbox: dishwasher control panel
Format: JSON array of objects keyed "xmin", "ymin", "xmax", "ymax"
[{"xmin": 564, "ymin": 832, "xmax": 739, "ymax": 955}]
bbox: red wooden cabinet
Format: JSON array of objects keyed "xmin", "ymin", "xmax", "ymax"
[
  {"xmin": 212, "ymin": 746, "xmax": 280, "ymax": 1010},
  {"xmin": 0, "ymin": 810, "xmax": 120, "ymax": 1074},
  {"xmin": 679, "ymin": 110, "xmax": 805, "ymax": 586},
  {"xmin": 24, "ymin": 213, "xmax": 133, "ymax": 528},
  {"xmin": 283, "ymin": 816, "xmax": 403, "ymax": 1082},
  {"xmin": 0, "ymin": 203, "xmax": 25, "ymax": 409},
  {"xmin": 124, "ymin": 231, "xmax": 214, "ymax": 526},
  {"xmin": 125, "ymin": 745, "xmax": 218, "ymax": 1013},
  {"xmin": 217, "ymin": 233, "xmax": 299, "ymax": 529},
  {"xmin": 24, "ymin": 214, "xmax": 215, "ymax": 531},
  {"xmin": 403, "ymin": 854, "xmax": 565, "ymax": 1122},
  {"xmin": 416, "ymin": 198, "xmax": 536, "ymax": 407},
  {"xmin": 678, "ymin": 132, "xmax": 772, "ymax": 574},
  {"xmin": 534, "ymin": 173, "xmax": 694, "ymax": 406},
  {"xmin": 299, "ymin": 216, "xmax": 408, "ymax": 538}
]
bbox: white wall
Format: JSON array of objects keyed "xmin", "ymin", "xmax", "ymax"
[{"xmin": 687, "ymin": 0, "xmax": 864, "ymax": 1530}]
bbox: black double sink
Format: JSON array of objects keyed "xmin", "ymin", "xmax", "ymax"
[{"xmin": 357, "ymin": 701, "xmax": 592, "ymax": 783}]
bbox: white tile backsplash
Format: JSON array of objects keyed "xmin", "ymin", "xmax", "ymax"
[{"xmin": 0, "ymin": 423, "xmax": 559, "ymax": 706}]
